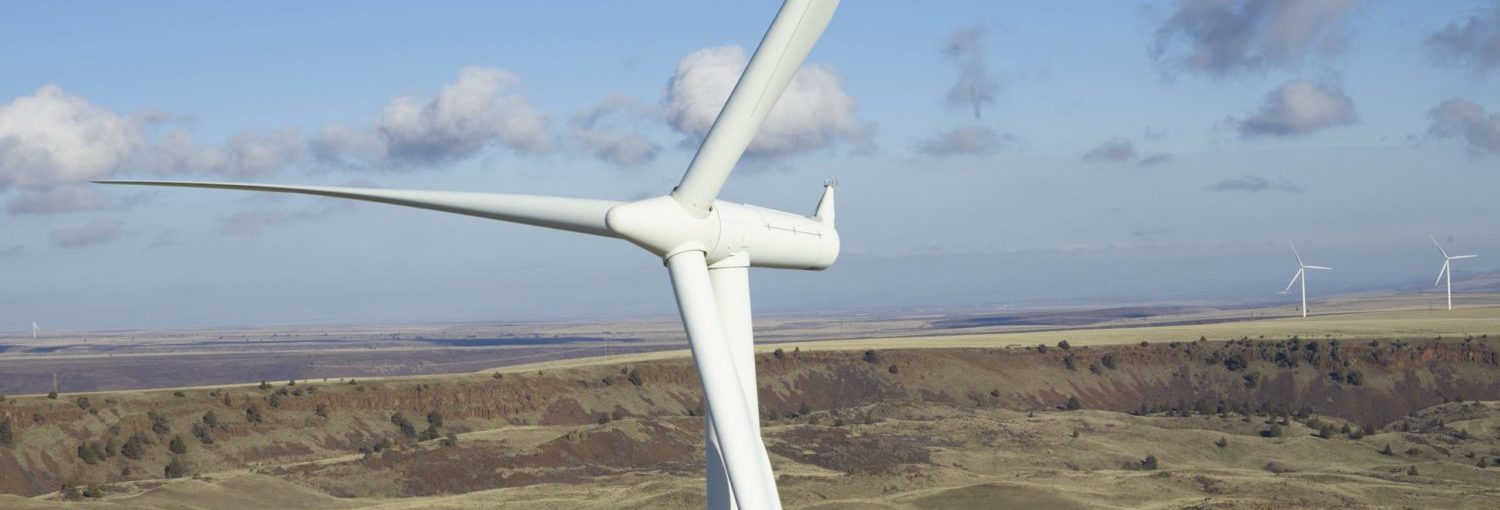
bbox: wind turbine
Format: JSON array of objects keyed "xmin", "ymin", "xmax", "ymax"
[
  {"xmin": 1282, "ymin": 243, "xmax": 1331, "ymax": 318},
  {"xmin": 1430, "ymin": 235, "xmax": 1478, "ymax": 311},
  {"xmin": 97, "ymin": 1, "xmax": 841, "ymax": 508},
  {"xmin": 32, "ymin": 322, "xmax": 38, "ymax": 340}
]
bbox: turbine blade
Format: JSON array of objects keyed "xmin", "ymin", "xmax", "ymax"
[
  {"xmin": 666, "ymin": 251, "xmax": 782, "ymax": 509},
  {"xmin": 1283, "ymin": 268, "xmax": 1302, "ymax": 293},
  {"xmin": 1436, "ymin": 261, "xmax": 1449, "ymax": 286},
  {"xmin": 94, "ymin": 180, "xmax": 620, "ymax": 238},
  {"xmin": 1431, "ymin": 235, "xmax": 1450, "ymax": 259},
  {"xmin": 1449, "ymin": 254, "xmax": 1478, "ymax": 260},
  {"xmin": 671, "ymin": 0, "xmax": 841, "ymax": 216},
  {"xmin": 1290, "ymin": 242, "xmax": 1304, "ymax": 267},
  {"xmin": 1304, "ymin": 265, "xmax": 1332, "ymax": 270}
]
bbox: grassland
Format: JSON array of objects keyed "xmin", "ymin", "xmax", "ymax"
[{"xmin": 0, "ymin": 304, "xmax": 1497, "ymax": 508}]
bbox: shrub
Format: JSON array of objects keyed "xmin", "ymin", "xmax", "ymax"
[
  {"xmin": 1101, "ymin": 354, "xmax": 1117, "ymax": 369},
  {"xmin": 1345, "ymin": 370, "xmax": 1364, "ymax": 386},
  {"xmin": 888, "ymin": 364, "xmax": 899, "ymax": 374},
  {"xmin": 441, "ymin": 433, "xmax": 458, "ymax": 447},
  {"xmin": 47, "ymin": 391, "xmax": 58, "ymax": 400},
  {"xmin": 172, "ymin": 391, "xmax": 186, "ymax": 398},
  {"xmin": 1379, "ymin": 444, "xmax": 1393, "ymax": 456},
  {"xmin": 121, "ymin": 432, "xmax": 150, "ymax": 460},
  {"xmin": 492, "ymin": 372, "xmax": 504, "ymax": 380},
  {"xmin": 258, "ymin": 380, "xmax": 271, "ymax": 390},
  {"xmin": 773, "ymin": 348, "xmax": 785, "ymax": 360},
  {"xmin": 169, "ymin": 435, "xmax": 187, "ymax": 454},
  {"xmin": 1261, "ymin": 424, "xmax": 1284, "ymax": 438},
  {"xmin": 77, "ymin": 443, "xmax": 102, "ymax": 464},
  {"xmin": 1214, "ymin": 436, "xmax": 1228, "ymax": 448},
  {"xmin": 426, "ymin": 410, "xmax": 443, "ymax": 428},
  {"xmin": 287, "ymin": 379, "xmax": 296, "ymax": 386},
  {"xmin": 1088, "ymin": 364, "xmax": 1102, "ymax": 375},
  {"xmin": 798, "ymin": 402, "xmax": 811, "ymax": 416},
  {"xmin": 1407, "ymin": 465, "xmax": 1419, "ymax": 476},
  {"xmin": 315, "ymin": 404, "xmax": 330, "ymax": 419},
  {"xmin": 191, "ymin": 423, "xmax": 214, "ymax": 445},
  {"xmin": 1263, "ymin": 461, "xmax": 1296, "ymax": 474},
  {"xmin": 147, "ymin": 410, "xmax": 170, "ymax": 435},
  {"xmin": 1065, "ymin": 396, "xmax": 1082, "ymax": 411},
  {"xmin": 75, "ymin": 396, "xmax": 91, "ymax": 410},
  {"xmin": 82, "ymin": 484, "xmax": 103, "ymax": 499},
  {"xmin": 1140, "ymin": 455, "xmax": 1159, "ymax": 470},
  {"xmin": 391, "ymin": 413, "xmax": 416, "ymax": 438},
  {"xmin": 164, "ymin": 457, "xmax": 188, "ymax": 478},
  {"xmin": 1222, "ymin": 355, "xmax": 1248, "ymax": 372},
  {"xmin": 1063, "ymin": 355, "xmax": 1077, "ymax": 371},
  {"xmin": 990, "ymin": 389, "xmax": 1001, "ymax": 398},
  {"xmin": 862, "ymin": 350, "xmax": 880, "ymax": 364},
  {"xmin": 1057, "ymin": 340, "xmax": 1071, "ymax": 350},
  {"xmin": 0, "ymin": 417, "xmax": 12, "ymax": 447},
  {"xmin": 245, "ymin": 405, "xmax": 263, "ymax": 424},
  {"xmin": 202, "ymin": 411, "xmax": 218, "ymax": 428},
  {"xmin": 628, "ymin": 369, "xmax": 643, "ymax": 386},
  {"xmin": 421, "ymin": 424, "xmax": 441, "ymax": 440},
  {"xmin": 60, "ymin": 483, "xmax": 81, "ymax": 500}
]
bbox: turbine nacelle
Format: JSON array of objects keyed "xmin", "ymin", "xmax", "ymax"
[{"xmin": 606, "ymin": 185, "xmax": 840, "ymax": 270}]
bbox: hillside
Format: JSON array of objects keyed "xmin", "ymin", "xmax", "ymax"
[{"xmin": 2, "ymin": 314, "xmax": 1499, "ymax": 508}]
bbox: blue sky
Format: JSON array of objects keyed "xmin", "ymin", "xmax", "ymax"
[{"xmin": 2, "ymin": 1, "xmax": 1498, "ymax": 330}]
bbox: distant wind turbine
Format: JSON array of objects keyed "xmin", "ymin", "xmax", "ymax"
[
  {"xmin": 1430, "ymin": 236, "xmax": 1478, "ymax": 311},
  {"xmin": 32, "ymin": 322, "xmax": 38, "ymax": 340},
  {"xmin": 1282, "ymin": 243, "xmax": 1331, "ymax": 318}
]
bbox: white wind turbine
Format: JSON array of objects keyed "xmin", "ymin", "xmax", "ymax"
[
  {"xmin": 1282, "ymin": 243, "xmax": 1331, "ymax": 318},
  {"xmin": 32, "ymin": 322, "xmax": 39, "ymax": 340},
  {"xmin": 1430, "ymin": 235, "xmax": 1478, "ymax": 311},
  {"xmin": 98, "ymin": 1, "xmax": 841, "ymax": 508}
]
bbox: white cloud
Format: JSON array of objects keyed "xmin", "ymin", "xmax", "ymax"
[
  {"xmin": 0, "ymin": 85, "xmax": 146, "ymax": 189},
  {"xmin": 1426, "ymin": 3, "xmax": 1500, "ymax": 74},
  {"xmin": 1236, "ymin": 80, "xmax": 1355, "ymax": 136},
  {"xmin": 570, "ymin": 95, "xmax": 659, "ymax": 168},
  {"xmin": 1428, "ymin": 97, "xmax": 1500, "ymax": 156},
  {"xmin": 664, "ymin": 46, "xmax": 869, "ymax": 158},
  {"xmin": 1151, "ymin": 0, "xmax": 1362, "ymax": 77},
  {"xmin": 919, "ymin": 127, "xmax": 1012, "ymax": 157}
]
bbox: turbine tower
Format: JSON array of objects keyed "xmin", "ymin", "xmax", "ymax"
[
  {"xmin": 32, "ymin": 322, "xmax": 38, "ymax": 340},
  {"xmin": 1430, "ymin": 235, "xmax": 1478, "ymax": 311},
  {"xmin": 97, "ymin": 1, "xmax": 842, "ymax": 508},
  {"xmin": 1282, "ymin": 243, "xmax": 1331, "ymax": 318}
]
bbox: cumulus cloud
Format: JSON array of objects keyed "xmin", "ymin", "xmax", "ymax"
[
  {"xmin": 1236, "ymin": 80, "xmax": 1355, "ymax": 136},
  {"xmin": 1151, "ymin": 0, "xmax": 1362, "ymax": 77},
  {"xmin": 663, "ymin": 46, "xmax": 870, "ymax": 158},
  {"xmin": 569, "ymin": 95, "xmax": 659, "ymax": 168},
  {"xmin": 315, "ymin": 67, "xmax": 549, "ymax": 169},
  {"xmin": 1, "ymin": 69, "xmax": 554, "ymax": 215},
  {"xmin": 0, "ymin": 85, "xmax": 307, "ymax": 215},
  {"xmin": 1428, "ymin": 97, "xmax": 1500, "ymax": 156},
  {"xmin": 943, "ymin": 27, "xmax": 1001, "ymax": 119},
  {"xmin": 919, "ymin": 127, "xmax": 1013, "ymax": 157},
  {"xmin": 1210, "ymin": 174, "xmax": 1303, "ymax": 192},
  {"xmin": 1081, "ymin": 137, "xmax": 1174, "ymax": 166},
  {"xmin": 49, "ymin": 220, "xmax": 126, "ymax": 248},
  {"xmin": 1425, "ymin": 3, "xmax": 1500, "ymax": 74}
]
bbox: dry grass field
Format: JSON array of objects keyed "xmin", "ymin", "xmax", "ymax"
[{"xmin": 1, "ymin": 304, "xmax": 1497, "ymax": 509}]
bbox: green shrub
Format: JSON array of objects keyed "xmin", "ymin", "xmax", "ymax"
[
  {"xmin": 169, "ymin": 435, "xmax": 187, "ymax": 454},
  {"xmin": 164, "ymin": 457, "xmax": 188, "ymax": 478},
  {"xmin": 147, "ymin": 410, "xmax": 170, "ymax": 435},
  {"xmin": 0, "ymin": 417, "xmax": 12, "ymax": 447},
  {"xmin": 1065, "ymin": 396, "xmax": 1082, "ymax": 411}
]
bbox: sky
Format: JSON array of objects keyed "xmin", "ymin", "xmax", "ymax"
[{"xmin": 2, "ymin": 0, "xmax": 1498, "ymax": 330}]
